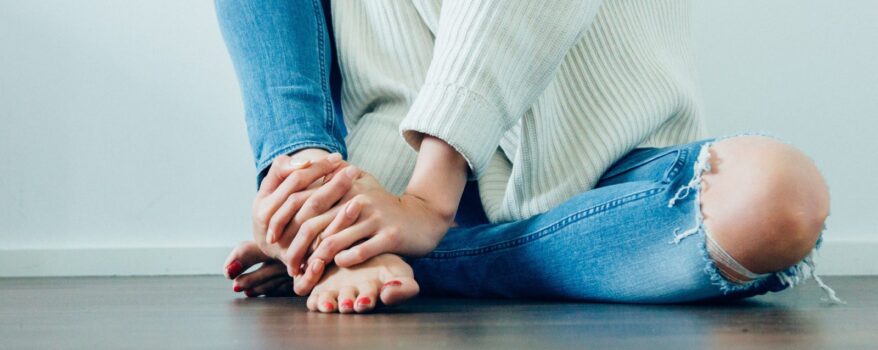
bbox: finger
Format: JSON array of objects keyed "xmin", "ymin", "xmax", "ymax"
[
  {"xmin": 290, "ymin": 166, "xmax": 361, "ymax": 237},
  {"xmin": 283, "ymin": 208, "xmax": 340, "ymax": 276},
  {"xmin": 304, "ymin": 198, "xmax": 364, "ymax": 259},
  {"xmin": 309, "ymin": 209, "xmax": 375, "ymax": 266},
  {"xmin": 223, "ymin": 241, "xmax": 271, "ymax": 279},
  {"xmin": 292, "ymin": 258, "xmax": 325, "ymax": 296},
  {"xmin": 295, "ymin": 219, "xmax": 374, "ymax": 294},
  {"xmin": 253, "ymin": 155, "xmax": 343, "ymax": 233},
  {"xmin": 265, "ymin": 188, "xmax": 316, "ymax": 244},
  {"xmin": 267, "ymin": 156, "xmax": 343, "ymax": 205},
  {"xmin": 334, "ymin": 234, "xmax": 393, "ymax": 268},
  {"xmin": 258, "ymin": 154, "xmax": 312, "ymax": 196},
  {"xmin": 233, "ymin": 261, "xmax": 288, "ymax": 292},
  {"xmin": 321, "ymin": 161, "xmax": 348, "ymax": 185},
  {"xmin": 319, "ymin": 196, "xmax": 364, "ymax": 243}
]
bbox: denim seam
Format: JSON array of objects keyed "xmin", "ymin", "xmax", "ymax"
[
  {"xmin": 662, "ymin": 148, "xmax": 689, "ymax": 184},
  {"xmin": 312, "ymin": 0, "xmax": 337, "ymax": 145},
  {"xmin": 427, "ymin": 187, "xmax": 666, "ymax": 259}
]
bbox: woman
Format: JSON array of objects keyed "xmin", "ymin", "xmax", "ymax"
[{"xmin": 216, "ymin": 0, "xmax": 839, "ymax": 313}]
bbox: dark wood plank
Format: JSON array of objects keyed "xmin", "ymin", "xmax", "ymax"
[{"xmin": 0, "ymin": 276, "xmax": 875, "ymax": 349}]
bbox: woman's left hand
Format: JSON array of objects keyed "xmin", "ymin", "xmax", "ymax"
[{"xmin": 283, "ymin": 171, "xmax": 453, "ymax": 295}]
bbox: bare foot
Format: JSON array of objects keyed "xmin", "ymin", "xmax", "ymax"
[
  {"xmin": 224, "ymin": 241, "xmax": 293, "ymax": 297},
  {"xmin": 306, "ymin": 254, "xmax": 419, "ymax": 313}
]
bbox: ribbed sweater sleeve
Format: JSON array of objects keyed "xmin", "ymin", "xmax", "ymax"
[{"xmin": 399, "ymin": 0, "xmax": 603, "ymax": 178}]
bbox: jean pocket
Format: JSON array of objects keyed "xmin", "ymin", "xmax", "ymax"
[{"xmin": 598, "ymin": 147, "xmax": 687, "ymax": 185}]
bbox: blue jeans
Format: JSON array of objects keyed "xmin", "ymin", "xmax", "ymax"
[
  {"xmin": 216, "ymin": 4, "xmax": 829, "ymax": 303},
  {"xmin": 215, "ymin": 0, "xmax": 346, "ymax": 188},
  {"xmin": 409, "ymin": 133, "xmax": 826, "ymax": 303}
]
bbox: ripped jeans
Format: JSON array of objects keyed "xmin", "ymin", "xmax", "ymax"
[{"xmin": 408, "ymin": 132, "xmax": 839, "ymax": 303}]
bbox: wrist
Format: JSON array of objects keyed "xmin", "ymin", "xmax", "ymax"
[
  {"xmin": 404, "ymin": 135, "xmax": 468, "ymax": 223},
  {"xmin": 402, "ymin": 191, "xmax": 456, "ymax": 226}
]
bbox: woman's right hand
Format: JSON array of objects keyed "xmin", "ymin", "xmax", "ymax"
[
  {"xmin": 250, "ymin": 149, "xmax": 361, "ymax": 272},
  {"xmin": 252, "ymin": 148, "xmax": 343, "ymax": 258}
]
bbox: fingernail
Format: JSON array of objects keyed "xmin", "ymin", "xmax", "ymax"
[
  {"xmin": 227, "ymin": 261, "xmax": 243, "ymax": 278},
  {"xmin": 245, "ymin": 289, "xmax": 256, "ymax": 298},
  {"xmin": 323, "ymin": 302, "xmax": 335, "ymax": 311},
  {"xmin": 356, "ymin": 297, "xmax": 371, "ymax": 306},
  {"xmin": 343, "ymin": 166, "xmax": 359, "ymax": 179},
  {"xmin": 383, "ymin": 280, "xmax": 402, "ymax": 288},
  {"xmin": 311, "ymin": 259, "xmax": 324, "ymax": 274},
  {"xmin": 265, "ymin": 229, "xmax": 274, "ymax": 243},
  {"xmin": 327, "ymin": 153, "xmax": 342, "ymax": 163},
  {"xmin": 233, "ymin": 285, "xmax": 243, "ymax": 293},
  {"xmin": 341, "ymin": 299, "xmax": 354, "ymax": 309},
  {"xmin": 290, "ymin": 159, "xmax": 311, "ymax": 169},
  {"xmin": 345, "ymin": 201, "xmax": 359, "ymax": 218},
  {"xmin": 336, "ymin": 250, "xmax": 354, "ymax": 262}
]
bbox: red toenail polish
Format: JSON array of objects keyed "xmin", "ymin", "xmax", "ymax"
[
  {"xmin": 227, "ymin": 261, "xmax": 243, "ymax": 278},
  {"xmin": 341, "ymin": 299, "xmax": 354, "ymax": 309},
  {"xmin": 383, "ymin": 280, "xmax": 402, "ymax": 288},
  {"xmin": 245, "ymin": 289, "xmax": 256, "ymax": 298},
  {"xmin": 324, "ymin": 302, "xmax": 334, "ymax": 310},
  {"xmin": 233, "ymin": 285, "xmax": 243, "ymax": 293},
  {"xmin": 356, "ymin": 297, "xmax": 371, "ymax": 306}
]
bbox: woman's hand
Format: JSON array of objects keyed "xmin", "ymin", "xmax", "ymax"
[
  {"xmin": 285, "ymin": 172, "xmax": 454, "ymax": 295},
  {"xmin": 250, "ymin": 149, "xmax": 354, "ymax": 261},
  {"xmin": 226, "ymin": 147, "xmax": 359, "ymax": 296}
]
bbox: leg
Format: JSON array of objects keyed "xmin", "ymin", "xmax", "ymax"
[
  {"xmin": 697, "ymin": 135, "xmax": 829, "ymax": 282},
  {"xmin": 409, "ymin": 134, "xmax": 830, "ymax": 303},
  {"xmin": 215, "ymin": 0, "xmax": 347, "ymax": 187},
  {"xmin": 305, "ymin": 133, "xmax": 834, "ymax": 309}
]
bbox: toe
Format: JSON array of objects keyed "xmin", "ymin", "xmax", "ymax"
[
  {"xmin": 337, "ymin": 286, "xmax": 357, "ymax": 314},
  {"xmin": 224, "ymin": 241, "xmax": 270, "ymax": 279},
  {"xmin": 379, "ymin": 276, "xmax": 419, "ymax": 306},
  {"xmin": 354, "ymin": 282, "xmax": 379, "ymax": 313},
  {"xmin": 233, "ymin": 262, "xmax": 287, "ymax": 292},
  {"xmin": 293, "ymin": 259, "xmax": 326, "ymax": 296},
  {"xmin": 249, "ymin": 276, "xmax": 291, "ymax": 296},
  {"xmin": 306, "ymin": 293, "xmax": 318, "ymax": 311},
  {"xmin": 317, "ymin": 291, "xmax": 339, "ymax": 313}
]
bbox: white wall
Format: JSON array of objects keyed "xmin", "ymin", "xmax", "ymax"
[{"xmin": 0, "ymin": 0, "xmax": 875, "ymax": 276}]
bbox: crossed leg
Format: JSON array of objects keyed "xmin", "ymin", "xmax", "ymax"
[{"xmin": 698, "ymin": 135, "xmax": 830, "ymax": 283}]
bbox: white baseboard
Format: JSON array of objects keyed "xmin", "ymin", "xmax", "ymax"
[
  {"xmin": 0, "ymin": 246, "xmax": 232, "ymax": 277},
  {"xmin": 0, "ymin": 241, "xmax": 875, "ymax": 277}
]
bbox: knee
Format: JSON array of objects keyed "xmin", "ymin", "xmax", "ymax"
[{"xmin": 698, "ymin": 136, "xmax": 829, "ymax": 279}]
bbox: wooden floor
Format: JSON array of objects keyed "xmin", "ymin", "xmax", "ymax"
[{"xmin": 0, "ymin": 276, "xmax": 875, "ymax": 349}]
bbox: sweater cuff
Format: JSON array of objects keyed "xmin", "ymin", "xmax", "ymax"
[{"xmin": 399, "ymin": 82, "xmax": 507, "ymax": 180}]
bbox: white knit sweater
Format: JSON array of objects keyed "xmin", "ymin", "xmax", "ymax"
[{"xmin": 332, "ymin": 0, "xmax": 706, "ymax": 223}]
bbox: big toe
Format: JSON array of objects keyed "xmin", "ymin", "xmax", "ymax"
[
  {"xmin": 379, "ymin": 276, "xmax": 419, "ymax": 306},
  {"xmin": 224, "ymin": 241, "xmax": 269, "ymax": 279}
]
